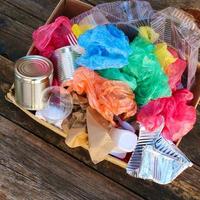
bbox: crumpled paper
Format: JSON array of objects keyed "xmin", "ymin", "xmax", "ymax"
[
  {"xmin": 87, "ymin": 107, "xmax": 115, "ymax": 164},
  {"xmin": 62, "ymin": 93, "xmax": 88, "ymax": 148},
  {"xmin": 63, "ymin": 111, "xmax": 88, "ymax": 148}
]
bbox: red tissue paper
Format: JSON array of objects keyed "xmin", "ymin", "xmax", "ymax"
[
  {"xmin": 137, "ymin": 89, "xmax": 196, "ymax": 142},
  {"xmin": 33, "ymin": 16, "xmax": 72, "ymax": 58}
]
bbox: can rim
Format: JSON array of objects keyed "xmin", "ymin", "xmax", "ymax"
[{"xmin": 15, "ymin": 55, "xmax": 54, "ymax": 82}]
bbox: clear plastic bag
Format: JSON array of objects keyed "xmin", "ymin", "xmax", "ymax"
[
  {"xmin": 150, "ymin": 7, "xmax": 200, "ymax": 89},
  {"xmin": 72, "ymin": 1, "xmax": 154, "ymax": 41}
]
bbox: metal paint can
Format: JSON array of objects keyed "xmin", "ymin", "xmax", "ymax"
[
  {"xmin": 14, "ymin": 55, "xmax": 54, "ymax": 110},
  {"xmin": 53, "ymin": 46, "xmax": 79, "ymax": 83}
]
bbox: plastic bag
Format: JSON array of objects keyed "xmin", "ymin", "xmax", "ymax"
[
  {"xmin": 97, "ymin": 68, "xmax": 137, "ymax": 90},
  {"xmin": 138, "ymin": 26, "xmax": 159, "ymax": 43},
  {"xmin": 72, "ymin": 24, "xmax": 92, "ymax": 38},
  {"xmin": 137, "ymin": 89, "xmax": 196, "ymax": 142},
  {"xmin": 124, "ymin": 36, "xmax": 171, "ymax": 105},
  {"xmin": 99, "ymin": 36, "xmax": 171, "ymax": 105},
  {"xmin": 72, "ymin": 1, "xmax": 154, "ymax": 26},
  {"xmin": 76, "ymin": 24, "xmax": 132, "ymax": 70},
  {"xmin": 72, "ymin": 8, "xmax": 109, "ymax": 32},
  {"xmin": 166, "ymin": 48, "xmax": 187, "ymax": 90},
  {"xmin": 33, "ymin": 16, "xmax": 72, "ymax": 58},
  {"xmin": 154, "ymin": 44, "xmax": 187, "ymax": 90},
  {"xmin": 154, "ymin": 43, "xmax": 177, "ymax": 72},
  {"xmin": 73, "ymin": 1, "xmax": 200, "ymax": 88},
  {"xmin": 151, "ymin": 7, "xmax": 200, "ymax": 89},
  {"xmin": 62, "ymin": 67, "xmax": 137, "ymax": 125}
]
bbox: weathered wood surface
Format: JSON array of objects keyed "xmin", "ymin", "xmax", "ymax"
[
  {"xmin": 1, "ymin": 55, "xmax": 200, "ymax": 200},
  {"xmin": 0, "ymin": 115, "xmax": 142, "ymax": 200}
]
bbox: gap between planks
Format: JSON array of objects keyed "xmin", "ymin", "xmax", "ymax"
[{"xmin": 0, "ymin": 114, "xmax": 143, "ymax": 200}]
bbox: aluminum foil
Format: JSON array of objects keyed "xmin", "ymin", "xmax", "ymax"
[
  {"xmin": 126, "ymin": 122, "xmax": 164, "ymax": 176},
  {"xmin": 126, "ymin": 123, "xmax": 193, "ymax": 184}
]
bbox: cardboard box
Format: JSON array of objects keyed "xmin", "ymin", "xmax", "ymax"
[{"xmin": 6, "ymin": 0, "xmax": 200, "ymax": 169}]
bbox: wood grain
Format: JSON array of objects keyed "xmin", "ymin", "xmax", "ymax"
[
  {"xmin": 0, "ymin": 11, "xmax": 33, "ymax": 60},
  {"xmin": 0, "ymin": 0, "xmax": 44, "ymax": 28},
  {"xmin": 1, "ymin": 55, "xmax": 200, "ymax": 200},
  {"xmin": 0, "ymin": 31, "xmax": 29, "ymax": 60},
  {"xmin": 5, "ymin": 0, "xmax": 60, "ymax": 21},
  {"xmin": 0, "ymin": 115, "xmax": 142, "ymax": 200},
  {"xmin": 0, "ymin": 13, "xmax": 33, "ymax": 43}
]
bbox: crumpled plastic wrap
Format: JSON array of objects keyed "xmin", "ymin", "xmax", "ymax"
[
  {"xmin": 166, "ymin": 48, "xmax": 187, "ymax": 90},
  {"xmin": 155, "ymin": 44, "xmax": 187, "ymax": 90},
  {"xmin": 97, "ymin": 68, "xmax": 137, "ymax": 90},
  {"xmin": 33, "ymin": 16, "xmax": 72, "ymax": 58},
  {"xmin": 123, "ymin": 36, "xmax": 171, "ymax": 105},
  {"xmin": 76, "ymin": 24, "xmax": 132, "ymax": 70},
  {"xmin": 137, "ymin": 89, "xmax": 196, "ymax": 142},
  {"xmin": 62, "ymin": 67, "xmax": 137, "ymax": 125},
  {"xmin": 138, "ymin": 136, "xmax": 192, "ymax": 184},
  {"xmin": 155, "ymin": 43, "xmax": 177, "ymax": 72},
  {"xmin": 98, "ymin": 36, "xmax": 171, "ymax": 105},
  {"xmin": 72, "ymin": 24, "xmax": 92, "ymax": 38},
  {"xmin": 138, "ymin": 26, "xmax": 159, "ymax": 43},
  {"xmin": 151, "ymin": 7, "xmax": 200, "ymax": 89}
]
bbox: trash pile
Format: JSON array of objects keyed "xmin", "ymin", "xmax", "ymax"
[{"xmin": 14, "ymin": 1, "xmax": 200, "ymax": 184}]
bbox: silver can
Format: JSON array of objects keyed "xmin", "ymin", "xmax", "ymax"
[
  {"xmin": 53, "ymin": 46, "xmax": 79, "ymax": 83},
  {"xmin": 14, "ymin": 55, "xmax": 54, "ymax": 110}
]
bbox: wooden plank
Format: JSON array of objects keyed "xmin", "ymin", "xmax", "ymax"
[
  {"xmin": 1, "ymin": 55, "xmax": 200, "ymax": 199},
  {"xmin": 0, "ymin": 31, "xmax": 29, "ymax": 60},
  {"xmin": 0, "ymin": 115, "xmax": 142, "ymax": 200},
  {"xmin": 0, "ymin": 0, "xmax": 44, "ymax": 28},
  {"xmin": 0, "ymin": 13, "xmax": 33, "ymax": 43},
  {"xmin": 0, "ymin": 12, "xmax": 33, "ymax": 60},
  {"xmin": 5, "ymin": 0, "xmax": 60, "ymax": 21}
]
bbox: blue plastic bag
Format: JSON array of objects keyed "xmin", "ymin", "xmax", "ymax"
[{"xmin": 76, "ymin": 24, "xmax": 132, "ymax": 70}]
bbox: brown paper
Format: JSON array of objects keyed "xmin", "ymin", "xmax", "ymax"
[
  {"xmin": 65, "ymin": 128, "xmax": 88, "ymax": 148},
  {"xmin": 62, "ymin": 110, "xmax": 88, "ymax": 148},
  {"xmin": 86, "ymin": 107, "xmax": 115, "ymax": 164}
]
